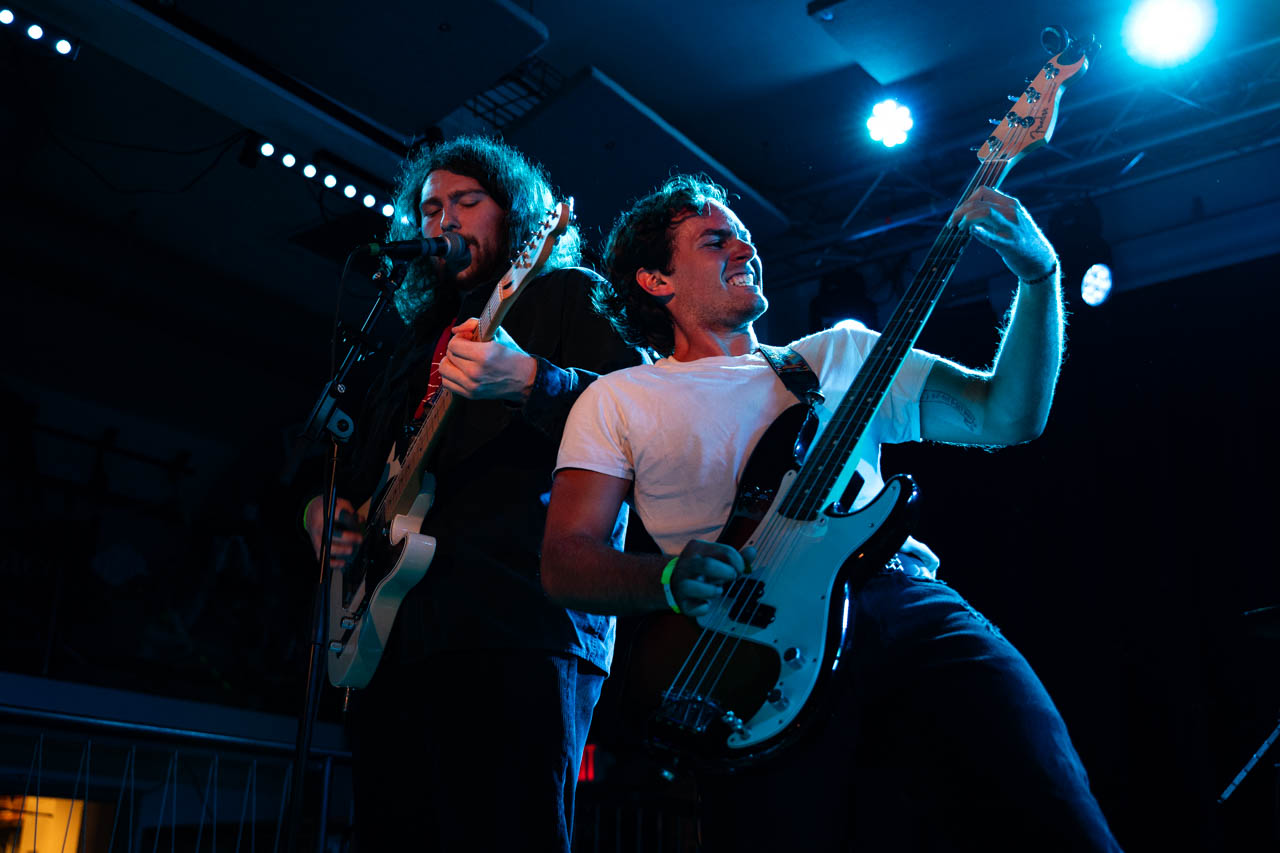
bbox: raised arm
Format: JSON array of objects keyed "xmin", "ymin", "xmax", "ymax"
[
  {"xmin": 920, "ymin": 187, "xmax": 1064, "ymax": 447},
  {"xmin": 541, "ymin": 468, "xmax": 745, "ymax": 617}
]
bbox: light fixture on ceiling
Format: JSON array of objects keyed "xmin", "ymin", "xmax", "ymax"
[
  {"xmin": 1, "ymin": 8, "xmax": 80, "ymax": 58},
  {"xmin": 1081, "ymin": 264, "xmax": 1113, "ymax": 307},
  {"xmin": 1048, "ymin": 199, "xmax": 1115, "ymax": 307},
  {"xmin": 1123, "ymin": 0, "xmax": 1216, "ymax": 68},
  {"xmin": 867, "ymin": 99, "xmax": 913, "ymax": 148}
]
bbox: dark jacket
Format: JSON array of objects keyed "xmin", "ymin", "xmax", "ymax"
[{"xmin": 339, "ymin": 266, "xmax": 640, "ymax": 673}]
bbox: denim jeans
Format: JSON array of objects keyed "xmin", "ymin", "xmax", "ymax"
[
  {"xmin": 697, "ymin": 565, "xmax": 1123, "ymax": 852},
  {"xmin": 348, "ymin": 649, "xmax": 603, "ymax": 852}
]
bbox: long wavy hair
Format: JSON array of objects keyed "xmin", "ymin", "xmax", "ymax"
[
  {"xmin": 386, "ymin": 135, "xmax": 581, "ymax": 324},
  {"xmin": 596, "ymin": 175, "xmax": 728, "ymax": 357}
]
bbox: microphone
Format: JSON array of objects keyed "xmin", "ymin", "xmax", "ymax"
[{"xmin": 357, "ymin": 232, "xmax": 471, "ymax": 268}]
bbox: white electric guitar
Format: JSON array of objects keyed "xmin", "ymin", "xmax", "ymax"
[{"xmin": 327, "ymin": 201, "xmax": 574, "ymax": 688}]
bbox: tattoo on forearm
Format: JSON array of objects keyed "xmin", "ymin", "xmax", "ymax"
[{"xmin": 922, "ymin": 390, "xmax": 978, "ymax": 431}]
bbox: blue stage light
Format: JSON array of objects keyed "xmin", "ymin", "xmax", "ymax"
[
  {"xmin": 867, "ymin": 100, "xmax": 913, "ymax": 148},
  {"xmin": 281, "ymin": 153, "xmax": 296, "ymax": 168},
  {"xmin": 302, "ymin": 164, "xmax": 317, "ymax": 179},
  {"xmin": 363, "ymin": 194, "xmax": 376, "ymax": 208},
  {"xmin": 323, "ymin": 174, "xmax": 337, "ymax": 189},
  {"xmin": 1123, "ymin": 0, "xmax": 1216, "ymax": 68},
  {"xmin": 26, "ymin": 23, "xmax": 42, "ymax": 39},
  {"xmin": 55, "ymin": 39, "xmax": 72, "ymax": 55},
  {"xmin": 1, "ymin": 10, "xmax": 15, "ymax": 25},
  {"xmin": 259, "ymin": 141, "xmax": 275, "ymax": 157},
  {"xmin": 1081, "ymin": 264, "xmax": 1113, "ymax": 306},
  {"xmin": 343, "ymin": 184, "xmax": 357, "ymax": 199},
  {"xmin": 383, "ymin": 204, "xmax": 396, "ymax": 218},
  {"xmin": 833, "ymin": 318, "xmax": 869, "ymax": 332}
]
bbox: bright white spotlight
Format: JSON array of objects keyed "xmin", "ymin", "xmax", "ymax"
[
  {"xmin": 1123, "ymin": 0, "xmax": 1216, "ymax": 68},
  {"xmin": 343, "ymin": 184, "xmax": 357, "ymax": 199},
  {"xmin": 867, "ymin": 99, "xmax": 913, "ymax": 148},
  {"xmin": 363, "ymin": 194, "xmax": 376, "ymax": 208},
  {"xmin": 383, "ymin": 204, "xmax": 396, "ymax": 218},
  {"xmin": 26, "ymin": 23, "xmax": 42, "ymax": 39},
  {"xmin": 259, "ymin": 141, "xmax": 275, "ymax": 157},
  {"xmin": 1081, "ymin": 264, "xmax": 1113, "ymax": 306},
  {"xmin": 281, "ymin": 153, "xmax": 296, "ymax": 168},
  {"xmin": 833, "ymin": 318, "xmax": 869, "ymax": 332},
  {"xmin": 0, "ymin": 10, "xmax": 14, "ymax": 25},
  {"xmin": 55, "ymin": 39, "xmax": 72, "ymax": 55},
  {"xmin": 323, "ymin": 174, "xmax": 337, "ymax": 188},
  {"xmin": 302, "ymin": 164, "xmax": 317, "ymax": 178}
]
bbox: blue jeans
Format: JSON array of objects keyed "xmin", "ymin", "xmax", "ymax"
[
  {"xmin": 697, "ymin": 566, "xmax": 1123, "ymax": 852},
  {"xmin": 348, "ymin": 649, "xmax": 603, "ymax": 852}
]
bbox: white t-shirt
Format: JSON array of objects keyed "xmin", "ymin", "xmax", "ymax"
[{"xmin": 556, "ymin": 325, "xmax": 940, "ymax": 558}]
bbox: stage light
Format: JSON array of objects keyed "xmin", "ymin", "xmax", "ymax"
[
  {"xmin": 26, "ymin": 23, "xmax": 41, "ymax": 39},
  {"xmin": 867, "ymin": 99, "xmax": 913, "ymax": 148},
  {"xmin": 259, "ymin": 141, "xmax": 275, "ymax": 157},
  {"xmin": 281, "ymin": 153, "xmax": 296, "ymax": 168},
  {"xmin": 363, "ymin": 194, "xmax": 376, "ymax": 208},
  {"xmin": 323, "ymin": 174, "xmax": 337, "ymax": 188},
  {"xmin": 383, "ymin": 204, "xmax": 396, "ymax": 218},
  {"xmin": 55, "ymin": 38, "xmax": 71, "ymax": 55},
  {"xmin": 833, "ymin": 318, "xmax": 869, "ymax": 332},
  {"xmin": 1123, "ymin": 0, "xmax": 1216, "ymax": 68},
  {"xmin": 0, "ymin": 10, "xmax": 13, "ymax": 25},
  {"xmin": 302, "ymin": 164, "xmax": 317, "ymax": 178},
  {"xmin": 343, "ymin": 184, "xmax": 357, "ymax": 199},
  {"xmin": 1081, "ymin": 264, "xmax": 1113, "ymax": 306},
  {"xmin": 1048, "ymin": 200, "xmax": 1114, "ymax": 304}
]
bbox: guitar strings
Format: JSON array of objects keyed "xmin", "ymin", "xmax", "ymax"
[{"xmin": 665, "ymin": 120, "xmax": 1035, "ymax": 736}]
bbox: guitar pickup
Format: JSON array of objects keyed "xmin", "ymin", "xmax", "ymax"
[{"xmin": 726, "ymin": 578, "xmax": 775, "ymax": 628}]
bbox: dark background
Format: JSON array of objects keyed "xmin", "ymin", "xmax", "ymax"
[{"xmin": 2, "ymin": 2, "xmax": 1279, "ymax": 849}]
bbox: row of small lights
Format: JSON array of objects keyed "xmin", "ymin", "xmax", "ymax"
[
  {"xmin": 257, "ymin": 141, "xmax": 396, "ymax": 218},
  {"xmin": 1, "ymin": 8, "xmax": 78, "ymax": 56}
]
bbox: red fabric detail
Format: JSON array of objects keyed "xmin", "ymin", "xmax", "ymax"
[{"xmin": 412, "ymin": 317, "xmax": 457, "ymax": 421}]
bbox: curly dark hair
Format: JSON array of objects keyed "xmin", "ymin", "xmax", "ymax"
[
  {"xmin": 596, "ymin": 175, "xmax": 728, "ymax": 357},
  {"xmin": 386, "ymin": 134, "xmax": 581, "ymax": 324}
]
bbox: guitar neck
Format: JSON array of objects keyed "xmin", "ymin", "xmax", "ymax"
[
  {"xmin": 778, "ymin": 163, "xmax": 1014, "ymax": 522},
  {"xmin": 378, "ymin": 273, "xmax": 516, "ymax": 522}
]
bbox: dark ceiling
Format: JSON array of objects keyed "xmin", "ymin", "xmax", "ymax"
[{"xmin": 4, "ymin": 0, "xmax": 1280, "ymax": 541}]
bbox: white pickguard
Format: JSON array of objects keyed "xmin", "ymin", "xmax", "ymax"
[
  {"xmin": 326, "ymin": 476, "xmax": 438, "ymax": 689},
  {"xmin": 700, "ymin": 472, "xmax": 907, "ymax": 750}
]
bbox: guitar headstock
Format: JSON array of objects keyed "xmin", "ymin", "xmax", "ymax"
[
  {"xmin": 977, "ymin": 29, "xmax": 1098, "ymax": 168},
  {"xmin": 500, "ymin": 198, "xmax": 575, "ymax": 299}
]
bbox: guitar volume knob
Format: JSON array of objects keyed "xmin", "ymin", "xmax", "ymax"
[{"xmin": 783, "ymin": 647, "xmax": 805, "ymax": 670}]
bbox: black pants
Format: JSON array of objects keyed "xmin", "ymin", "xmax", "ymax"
[
  {"xmin": 697, "ymin": 569, "xmax": 1123, "ymax": 852},
  {"xmin": 348, "ymin": 649, "xmax": 604, "ymax": 852}
]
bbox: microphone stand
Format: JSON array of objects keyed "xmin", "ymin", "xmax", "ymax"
[{"xmin": 281, "ymin": 261, "xmax": 403, "ymax": 853}]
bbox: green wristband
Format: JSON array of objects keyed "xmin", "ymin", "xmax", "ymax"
[
  {"xmin": 660, "ymin": 557, "xmax": 681, "ymax": 614},
  {"xmin": 302, "ymin": 495, "xmax": 321, "ymax": 533}
]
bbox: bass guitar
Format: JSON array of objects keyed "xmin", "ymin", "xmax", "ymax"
[
  {"xmin": 627, "ymin": 31, "xmax": 1097, "ymax": 768},
  {"xmin": 327, "ymin": 200, "xmax": 575, "ymax": 688}
]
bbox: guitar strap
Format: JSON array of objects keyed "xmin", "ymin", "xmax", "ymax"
[{"xmin": 756, "ymin": 344, "xmax": 824, "ymax": 409}]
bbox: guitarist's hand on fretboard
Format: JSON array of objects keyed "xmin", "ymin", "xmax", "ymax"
[
  {"xmin": 305, "ymin": 495, "xmax": 364, "ymax": 571},
  {"xmin": 440, "ymin": 318, "xmax": 539, "ymax": 403},
  {"xmin": 949, "ymin": 187, "xmax": 1058, "ymax": 282}
]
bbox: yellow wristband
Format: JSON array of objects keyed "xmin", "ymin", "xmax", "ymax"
[
  {"xmin": 302, "ymin": 495, "xmax": 321, "ymax": 533},
  {"xmin": 660, "ymin": 557, "xmax": 680, "ymax": 614}
]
